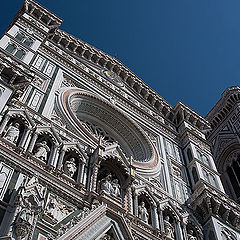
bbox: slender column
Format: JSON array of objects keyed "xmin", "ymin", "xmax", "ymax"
[
  {"xmin": 182, "ymin": 223, "xmax": 188, "ymax": 240},
  {"xmin": 0, "ymin": 114, "xmax": 10, "ymax": 134},
  {"xmin": 82, "ymin": 162, "xmax": 88, "ymax": 187},
  {"xmin": 176, "ymin": 220, "xmax": 184, "ymax": 240},
  {"xmin": 133, "ymin": 192, "xmax": 138, "ymax": 216},
  {"xmin": 152, "ymin": 205, "xmax": 159, "ymax": 230},
  {"xmin": 18, "ymin": 127, "xmax": 30, "ymax": 148},
  {"xmin": 76, "ymin": 162, "xmax": 82, "ymax": 183},
  {"xmin": 27, "ymin": 132, "xmax": 38, "ymax": 153},
  {"xmin": 80, "ymin": 162, "xmax": 86, "ymax": 184},
  {"xmin": 48, "ymin": 144, "xmax": 59, "ymax": 166},
  {"xmin": 57, "ymin": 149, "xmax": 66, "ymax": 170}
]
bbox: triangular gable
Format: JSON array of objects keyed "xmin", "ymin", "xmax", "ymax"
[{"xmin": 58, "ymin": 204, "xmax": 133, "ymax": 240}]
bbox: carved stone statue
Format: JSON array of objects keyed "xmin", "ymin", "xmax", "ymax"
[
  {"xmin": 138, "ymin": 201, "xmax": 149, "ymax": 223},
  {"xmin": 4, "ymin": 122, "xmax": 20, "ymax": 144},
  {"xmin": 18, "ymin": 198, "xmax": 34, "ymax": 225},
  {"xmin": 188, "ymin": 230, "xmax": 197, "ymax": 240},
  {"xmin": 15, "ymin": 197, "xmax": 35, "ymax": 240},
  {"xmin": 34, "ymin": 140, "xmax": 50, "ymax": 161},
  {"xmin": 111, "ymin": 179, "xmax": 121, "ymax": 197},
  {"xmin": 100, "ymin": 174, "xmax": 113, "ymax": 194},
  {"xmin": 63, "ymin": 157, "xmax": 77, "ymax": 178},
  {"xmin": 164, "ymin": 216, "xmax": 174, "ymax": 239}
]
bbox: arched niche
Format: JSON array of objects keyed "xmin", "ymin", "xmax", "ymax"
[{"xmin": 56, "ymin": 88, "xmax": 160, "ymax": 176}]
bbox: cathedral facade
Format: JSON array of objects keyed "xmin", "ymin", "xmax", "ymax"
[{"xmin": 0, "ymin": 1, "xmax": 239, "ymax": 239}]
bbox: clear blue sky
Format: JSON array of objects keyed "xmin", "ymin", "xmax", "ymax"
[{"xmin": 1, "ymin": 0, "xmax": 240, "ymax": 116}]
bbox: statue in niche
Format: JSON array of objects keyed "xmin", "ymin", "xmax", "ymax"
[
  {"xmin": 63, "ymin": 157, "xmax": 77, "ymax": 178},
  {"xmin": 111, "ymin": 179, "xmax": 121, "ymax": 198},
  {"xmin": 138, "ymin": 201, "xmax": 149, "ymax": 223},
  {"xmin": 164, "ymin": 216, "xmax": 174, "ymax": 239},
  {"xmin": 188, "ymin": 230, "xmax": 197, "ymax": 240},
  {"xmin": 100, "ymin": 174, "xmax": 113, "ymax": 194},
  {"xmin": 4, "ymin": 122, "xmax": 20, "ymax": 144},
  {"xmin": 34, "ymin": 140, "xmax": 50, "ymax": 161}
]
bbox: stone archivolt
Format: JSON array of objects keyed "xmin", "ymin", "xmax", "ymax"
[{"xmin": 56, "ymin": 88, "xmax": 160, "ymax": 174}]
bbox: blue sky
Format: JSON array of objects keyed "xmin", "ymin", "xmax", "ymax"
[{"xmin": 1, "ymin": 0, "xmax": 240, "ymax": 116}]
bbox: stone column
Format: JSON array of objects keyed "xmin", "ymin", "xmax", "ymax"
[
  {"xmin": 27, "ymin": 132, "xmax": 38, "ymax": 153},
  {"xmin": 0, "ymin": 114, "xmax": 10, "ymax": 135},
  {"xmin": 152, "ymin": 205, "xmax": 160, "ymax": 230},
  {"xmin": 18, "ymin": 127, "xmax": 31, "ymax": 148},
  {"xmin": 175, "ymin": 220, "xmax": 184, "ymax": 240},
  {"xmin": 82, "ymin": 162, "xmax": 87, "ymax": 187},
  {"xmin": 57, "ymin": 149, "xmax": 66, "ymax": 170},
  {"xmin": 182, "ymin": 223, "xmax": 188, "ymax": 240},
  {"xmin": 79, "ymin": 162, "xmax": 85, "ymax": 183},
  {"xmin": 48, "ymin": 144, "xmax": 59, "ymax": 166},
  {"xmin": 76, "ymin": 162, "xmax": 82, "ymax": 183}
]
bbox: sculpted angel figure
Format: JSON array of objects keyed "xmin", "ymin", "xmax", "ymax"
[
  {"xmin": 138, "ymin": 201, "xmax": 149, "ymax": 223},
  {"xmin": 63, "ymin": 157, "xmax": 77, "ymax": 178},
  {"xmin": 34, "ymin": 140, "xmax": 50, "ymax": 161},
  {"xmin": 4, "ymin": 122, "xmax": 20, "ymax": 144}
]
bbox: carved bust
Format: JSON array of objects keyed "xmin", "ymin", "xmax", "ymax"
[
  {"xmin": 34, "ymin": 140, "xmax": 50, "ymax": 161},
  {"xmin": 63, "ymin": 157, "xmax": 77, "ymax": 178}
]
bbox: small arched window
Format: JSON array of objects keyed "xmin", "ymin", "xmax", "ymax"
[
  {"xmin": 196, "ymin": 150, "xmax": 202, "ymax": 160},
  {"xmin": 5, "ymin": 43, "xmax": 17, "ymax": 53},
  {"xmin": 192, "ymin": 167, "xmax": 199, "ymax": 184},
  {"xmin": 15, "ymin": 49, "xmax": 26, "ymax": 60},
  {"xmin": 23, "ymin": 38, "xmax": 33, "ymax": 47},
  {"xmin": 202, "ymin": 155, "xmax": 210, "ymax": 166},
  {"xmin": 187, "ymin": 148, "xmax": 193, "ymax": 162},
  {"xmin": 15, "ymin": 32, "xmax": 25, "ymax": 41}
]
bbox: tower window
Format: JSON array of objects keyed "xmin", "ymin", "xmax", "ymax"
[
  {"xmin": 15, "ymin": 31, "xmax": 34, "ymax": 47},
  {"xmin": 15, "ymin": 32, "xmax": 25, "ymax": 42},
  {"xmin": 14, "ymin": 49, "xmax": 26, "ymax": 60},
  {"xmin": 5, "ymin": 43, "xmax": 17, "ymax": 54}
]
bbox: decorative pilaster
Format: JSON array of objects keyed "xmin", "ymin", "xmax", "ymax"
[
  {"xmin": 128, "ymin": 187, "xmax": 133, "ymax": 214},
  {"xmin": 133, "ymin": 191, "xmax": 138, "ymax": 216},
  {"xmin": 90, "ymin": 164, "xmax": 100, "ymax": 192}
]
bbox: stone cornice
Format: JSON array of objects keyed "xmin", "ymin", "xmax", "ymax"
[
  {"xmin": 206, "ymin": 86, "xmax": 240, "ymax": 134},
  {"xmin": 174, "ymin": 101, "xmax": 210, "ymax": 130},
  {"xmin": 190, "ymin": 182, "xmax": 240, "ymax": 229}
]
